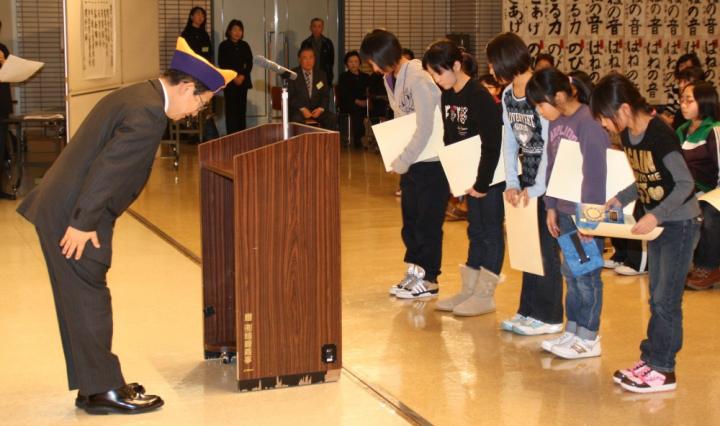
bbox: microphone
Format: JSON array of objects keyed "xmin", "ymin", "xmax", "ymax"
[{"xmin": 253, "ymin": 55, "xmax": 297, "ymax": 80}]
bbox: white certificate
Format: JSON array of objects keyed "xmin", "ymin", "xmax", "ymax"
[
  {"xmin": 438, "ymin": 134, "xmax": 513, "ymax": 197},
  {"xmin": 372, "ymin": 106, "xmax": 444, "ymax": 172},
  {"xmin": 546, "ymin": 139, "xmax": 635, "ymax": 213},
  {"xmin": 0, "ymin": 54, "xmax": 44, "ymax": 83},
  {"xmin": 504, "ymin": 197, "xmax": 545, "ymax": 276}
]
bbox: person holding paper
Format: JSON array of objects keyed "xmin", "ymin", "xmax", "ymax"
[
  {"xmin": 676, "ymin": 82, "xmax": 720, "ymax": 290},
  {"xmin": 486, "ymin": 33, "xmax": 564, "ymax": 336},
  {"xmin": 361, "ymin": 29, "xmax": 447, "ymax": 299},
  {"xmin": 592, "ymin": 73, "xmax": 701, "ymax": 394},
  {"xmin": 422, "ymin": 39, "xmax": 504, "ymax": 316},
  {"xmin": 526, "ymin": 67, "xmax": 609, "ymax": 359}
]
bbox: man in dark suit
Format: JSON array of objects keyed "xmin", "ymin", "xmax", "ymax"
[
  {"xmin": 288, "ymin": 46, "xmax": 336, "ymax": 130},
  {"xmin": 300, "ymin": 17, "xmax": 335, "ymax": 84},
  {"xmin": 16, "ymin": 37, "xmax": 236, "ymax": 415}
]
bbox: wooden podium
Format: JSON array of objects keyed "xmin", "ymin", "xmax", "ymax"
[{"xmin": 198, "ymin": 123, "xmax": 341, "ymax": 391}]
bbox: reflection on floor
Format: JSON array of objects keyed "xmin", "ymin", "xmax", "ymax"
[
  {"xmin": 11, "ymin": 142, "xmax": 720, "ymax": 425},
  {"xmin": 0, "ymin": 198, "xmax": 406, "ymax": 425}
]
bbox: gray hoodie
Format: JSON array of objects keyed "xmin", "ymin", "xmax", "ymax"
[{"xmin": 383, "ymin": 59, "xmax": 441, "ymax": 173}]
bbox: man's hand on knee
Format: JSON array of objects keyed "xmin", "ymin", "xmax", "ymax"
[{"xmin": 60, "ymin": 226, "xmax": 100, "ymax": 260}]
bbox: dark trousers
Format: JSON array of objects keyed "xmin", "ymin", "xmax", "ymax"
[
  {"xmin": 290, "ymin": 110, "xmax": 337, "ymax": 131},
  {"xmin": 466, "ymin": 183, "xmax": 505, "ymax": 274},
  {"xmin": 694, "ymin": 201, "xmax": 720, "ymax": 269},
  {"xmin": 642, "ymin": 217, "xmax": 701, "ymax": 372},
  {"xmin": 37, "ymin": 230, "xmax": 125, "ymax": 395},
  {"xmin": 224, "ymin": 87, "xmax": 248, "ymax": 134},
  {"xmin": 400, "ymin": 161, "xmax": 450, "ymax": 282},
  {"xmin": 517, "ymin": 198, "xmax": 564, "ymax": 324},
  {"xmin": 610, "ymin": 238, "xmax": 648, "ymax": 271}
]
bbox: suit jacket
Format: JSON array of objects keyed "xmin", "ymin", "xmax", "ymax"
[
  {"xmin": 300, "ymin": 35, "xmax": 335, "ymax": 84},
  {"xmin": 17, "ymin": 79, "xmax": 167, "ymax": 266},
  {"xmin": 288, "ymin": 67, "xmax": 330, "ymax": 114}
]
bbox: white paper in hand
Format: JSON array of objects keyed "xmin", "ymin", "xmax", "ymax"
[
  {"xmin": 546, "ymin": 139, "xmax": 635, "ymax": 213},
  {"xmin": 438, "ymin": 134, "xmax": 511, "ymax": 197},
  {"xmin": 372, "ymin": 106, "xmax": 444, "ymax": 172},
  {"xmin": 0, "ymin": 55, "xmax": 44, "ymax": 83}
]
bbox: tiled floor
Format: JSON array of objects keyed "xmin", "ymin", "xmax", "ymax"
[{"xmin": 4, "ymin": 142, "xmax": 720, "ymax": 425}]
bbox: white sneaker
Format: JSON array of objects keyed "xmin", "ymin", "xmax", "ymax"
[
  {"xmin": 551, "ymin": 336, "xmax": 602, "ymax": 359},
  {"xmin": 395, "ymin": 279, "xmax": 439, "ymax": 299},
  {"xmin": 604, "ymin": 259, "xmax": 622, "ymax": 269},
  {"xmin": 512, "ymin": 319, "xmax": 563, "ymax": 336},
  {"xmin": 500, "ymin": 314, "xmax": 527, "ymax": 331},
  {"xmin": 389, "ymin": 264, "xmax": 422, "ymax": 295},
  {"xmin": 614, "ymin": 265, "xmax": 647, "ymax": 276},
  {"xmin": 541, "ymin": 332, "xmax": 575, "ymax": 352}
]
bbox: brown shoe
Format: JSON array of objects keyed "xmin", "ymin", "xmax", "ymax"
[
  {"xmin": 83, "ymin": 384, "xmax": 163, "ymax": 415},
  {"xmin": 686, "ymin": 267, "xmax": 720, "ymax": 290}
]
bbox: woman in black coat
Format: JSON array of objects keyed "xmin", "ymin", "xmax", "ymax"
[
  {"xmin": 337, "ymin": 51, "xmax": 369, "ymax": 146},
  {"xmin": 181, "ymin": 7, "xmax": 213, "ymax": 63},
  {"xmin": 218, "ymin": 20, "xmax": 253, "ymax": 133}
]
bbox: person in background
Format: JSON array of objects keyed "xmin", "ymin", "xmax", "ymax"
[
  {"xmin": 219, "ymin": 19, "xmax": 253, "ymax": 133},
  {"xmin": 672, "ymin": 66, "xmax": 706, "ymax": 129},
  {"xmin": 288, "ymin": 46, "xmax": 336, "ymax": 130},
  {"xmin": 337, "ymin": 50, "xmax": 370, "ymax": 147},
  {"xmin": 401, "ymin": 48, "xmax": 415, "ymax": 61},
  {"xmin": 0, "ymin": 19, "xmax": 14, "ymax": 200},
  {"xmin": 181, "ymin": 7, "xmax": 213, "ymax": 63},
  {"xmin": 301, "ymin": 18, "xmax": 335, "ymax": 85},
  {"xmin": 662, "ymin": 53, "xmax": 703, "ymax": 128},
  {"xmin": 534, "ymin": 53, "xmax": 555, "ymax": 71},
  {"xmin": 676, "ymin": 81, "xmax": 720, "ymax": 290}
]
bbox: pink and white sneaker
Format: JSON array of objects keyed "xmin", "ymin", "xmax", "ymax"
[
  {"xmin": 620, "ymin": 367, "xmax": 677, "ymax": 394},
  {"xmin": 612, "ymin": 360, "xmax": 647, "ymax": 384}
]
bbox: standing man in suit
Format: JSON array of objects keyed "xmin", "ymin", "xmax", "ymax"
[
  {"xmin": 289, "ymin": 46, "xmax": 336, "ymax": 130},
  {"xmin": 300, "ymin": 18, "xmax": 335, "ymax": 85},
  {"xmin": 16, "ymin": 38, "xmax": 236, "ymax": 415}
]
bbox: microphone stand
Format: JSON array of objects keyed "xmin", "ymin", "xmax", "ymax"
[{"xmin": 281, "ymin": 76, "xmax": 290, "ymax": 140}]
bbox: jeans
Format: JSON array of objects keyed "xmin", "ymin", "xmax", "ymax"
[
  {"xmin": 400, "ymin": 161, "xmax": 450, "ymax": 282},
  {"xmin": 517, "ymin": 197, "xmax": 564, "ymax": 324},
  {"xmin": 693, "ymin": 201, "xmax": 720, "ymax": 269},
  {"xmin": 557, "ymin": 213, "xmax": 604, "ymax": 340},
  {"xmin": 466, "ymin": 183, "xmax": 506, "ymax": 274},
  {"xmin": 641, "ymin": 217, "xmax": 701, "ymax": 372}
]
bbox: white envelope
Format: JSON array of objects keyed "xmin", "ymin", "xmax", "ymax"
[
  {"xmin": 372, "ymin": 106, "xmax": 444, "ymax": 172},
  {"xmin": 438, "ymin": 134, "xmax": 514, "ymax": 197},
  {"xmin": 699, "ymin": 188, "xmax": 720, "ymax": 211},
  {"xmin": 546, "ymin": 139, "xmax": 636, "ymax": 213},
  {"xmin": 0, "ymin": 54, "xmax": 44, "ymax": 83},
  {"xmin": 504, "ymin": 197, "xmax": 545, "ymax": 276}
]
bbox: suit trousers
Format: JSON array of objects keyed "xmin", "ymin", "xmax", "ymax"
[{"xmin": 37, "ymin": 229, "xmax": 125, "ymax": 396}]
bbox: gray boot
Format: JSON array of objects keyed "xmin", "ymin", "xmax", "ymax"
[
  {"xmin": 435, "ymin": 265, "xmax": 480, "ymax": 311},
  {"xmin": 452, "ymin": 267, "xmax": 500, "ymax": 316}
]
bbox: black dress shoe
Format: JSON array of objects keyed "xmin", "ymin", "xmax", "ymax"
[
  {"xmin": 75, "ymin": 382, "xmax": 146, "ymax": 408},
  {"xmin": 82, "ymin": 384, "xmax": 163, "ymax": 415}
]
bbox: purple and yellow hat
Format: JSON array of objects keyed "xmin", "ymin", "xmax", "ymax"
[{"xmin": 170, "ymin": 37, "xmax": 237, "ymax": 93}]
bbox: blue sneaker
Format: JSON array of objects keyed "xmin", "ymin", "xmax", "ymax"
[
  {"xmin": 513, "ymin": 318, "xmax": 563, "ymax": 336},
  {"xmin": 500, "ymin": 314, "xmax": 527, "ymax": 331}
]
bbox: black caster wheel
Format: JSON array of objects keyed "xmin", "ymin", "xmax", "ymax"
[{"xmin": 204, "ymin": 350, "xmax": 221, "ymax": 360}]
